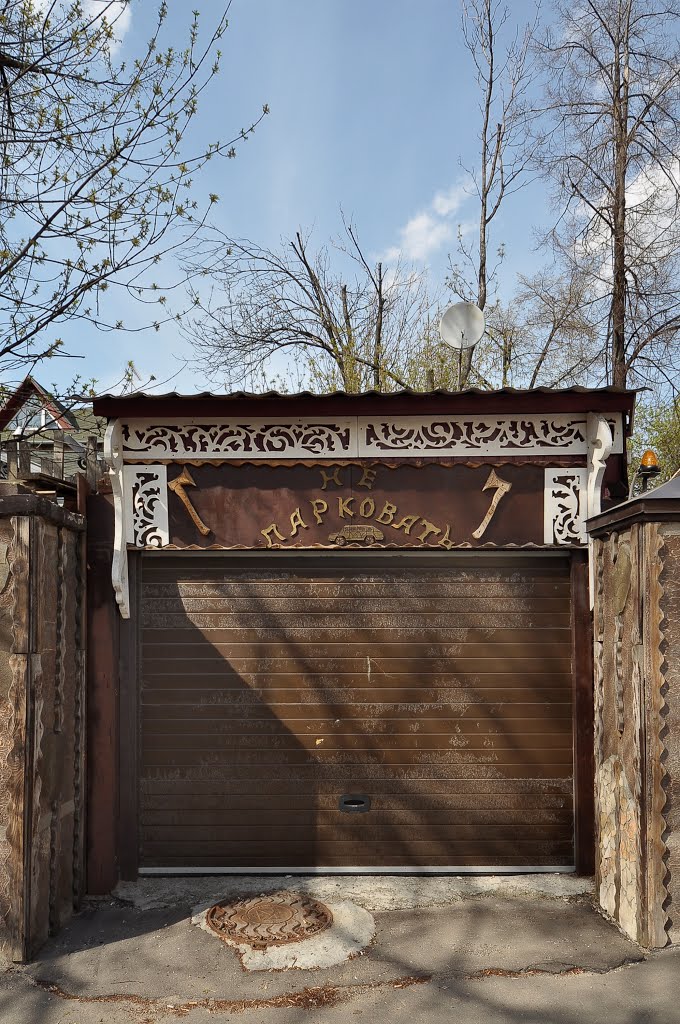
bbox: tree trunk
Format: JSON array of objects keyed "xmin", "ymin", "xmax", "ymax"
[
  {"xmin": 610, "ymin": 16, "xmax": 630, "ymax": 388},
  {"xmin": 374, "ymin": 262, "xmax": 384, "ymax": 390},
  {"xmin": 460, "ymin": 0, "xmax": 492, "ymax": 391}
]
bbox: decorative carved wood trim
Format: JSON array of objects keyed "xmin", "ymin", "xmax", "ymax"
[
  {"xmin": 586, "ymin": 414, "xmax": 614, "ymax": 606},
  {"xmin": 592, "ymin": 520, "xmax": 675, "ymax": 949},
  {"xmin": 2, "ymin": 516, "xmax": 31, "ymax": 960},
  {"xmin": 362, "ymin": 414, "xmax": 623, "ymax": 457},
  {"xmin": 118, "ymin": 413, "xmax": 625, "ymax": 461},
  {"xmin": 53, "ymin": 528, "xmax": 65, "ymax": 735},
  {"xmin": 644, "ymin": 523, "xmax": 672, "ymax": 947},
  {"xmin": 122, "ymin": 466, "xmax": 169, "ymax": 548},
  {"xmin": 72, "ymin": 531, "xmax": 86, "ymax": 910},
  {"xmin": 104, "ymin": 421, "xmax": 129, "ymax": 619},
  {"xmin": 104, "ymin": 412, "xmax": 624, "ymax": 616},
  {"xmin": 544, "ymin": 469, "xmax": 588, "ymax": 545},
  {"xmin": 586, "ymin": 414, "xmax": 614, "ymax": 520},
  {"xmin": 122, "ymin": 418, "xmax": 354, "ymax": 459}
]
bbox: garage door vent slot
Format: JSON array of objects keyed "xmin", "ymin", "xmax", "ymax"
[{"xmin": 339, "ymin": 795, "xmax": 371, "ymax": 813}]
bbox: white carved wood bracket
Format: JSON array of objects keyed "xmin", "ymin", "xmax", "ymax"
[
  {"xmin": 104, "ymin": 420, "xmax": 130, "ymax": 618},
  {"xmin": 586, "ymin": 413, "xmax": 615, "ymax": 607},
  {"xmin": 544, "ymin": 469, "xmax": 588, "ymax": 545},
  {"xmin": 586, "ymin": 414, "xmax": 614, "ymax": 519},
  {"xmin": 123, "ymin": 465, "xmax": 169, "ymax": 547}
]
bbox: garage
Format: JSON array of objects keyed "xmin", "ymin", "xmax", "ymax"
[
  {"xmin": 88, "ymin": 387, "xmax": 635, "ymax": 885},
  {"xmin": 137, "ymin": 553, "xmax": 574, "ymax": 871}
]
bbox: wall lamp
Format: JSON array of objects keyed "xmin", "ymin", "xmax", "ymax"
[{"xmin": 629, "ymin": 448, "xmax": 661, "ymax": 497}]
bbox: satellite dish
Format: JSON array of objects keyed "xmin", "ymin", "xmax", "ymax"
[{"xmin": 439, "ymin": 302, "xmax": 485, "ymax": 351}]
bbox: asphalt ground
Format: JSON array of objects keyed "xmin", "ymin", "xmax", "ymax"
[{"xmin": 1, "ymin": 875, "xmax": 678, "ymax": 1024}]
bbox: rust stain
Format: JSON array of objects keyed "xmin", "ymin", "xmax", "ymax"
[
  {"xmin": 34, "ymin": 973, "xmax": 432, "ymax": 1016},
  {"xmin": 467, "ymin": 966, "xmax": 585, "ymax": 979}
]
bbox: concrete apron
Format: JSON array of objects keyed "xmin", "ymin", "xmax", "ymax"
[
  {"xmin": 171, "ymin": 874, "xmax": 593, "ymax": 973},
  {"xmin": 12, "ymin": 873, "xmax": 656, "ymax": 1020},
  {"xmin": 117, "ymin": 872, "xmax": 594, "ymax": 915}
]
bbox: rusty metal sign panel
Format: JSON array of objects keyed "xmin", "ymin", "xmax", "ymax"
[{"xmin": 164, "ymin": 462, "xmax": 547, "ymax": 549}]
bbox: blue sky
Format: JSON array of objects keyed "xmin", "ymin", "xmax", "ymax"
[{"xmin": 49, "ymin": 0, "xmax": 552, "ymax": 395}]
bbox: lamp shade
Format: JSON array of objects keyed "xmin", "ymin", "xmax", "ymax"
[{"xmin": 640, "ymin": 449, "xmax": 660, "ymax": 469}]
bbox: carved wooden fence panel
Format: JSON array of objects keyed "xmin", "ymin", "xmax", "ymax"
[
  {"xmin": 0, "ymin": 495, "xmax": 85, "ymax": 961},
  {"xmin": 590, "ymin": 504, "xmax": 680, "ymax": 948}
]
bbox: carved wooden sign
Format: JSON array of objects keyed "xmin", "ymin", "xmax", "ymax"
[
  {"xmin": 103, "ymin": 407, "xmax": 626, "ymax": 615},
  {"xmin": 159, "ymin": 462, "xmax": 553, "ymax": 550}
]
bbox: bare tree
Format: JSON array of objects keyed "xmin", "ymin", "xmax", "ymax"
[
  {"xmin": 448, "ymin": 0, "xmax": 538, "ymax": 385},
  {"xmin": 0, "ymin": 0, "xmax": 267, "ymax": 388},
  {"xmin": 629, "ymin": 397, "xmax": 680, "ymax": 483},
  {"xmin": 536, "ymin": 0, "xmax": 680, "ymax": 390},
  {"xmin": 510, "ymin": 268, "xmax": 602, "ymax": 386},
  {"xmin": 445, "ymin": 265, "xmax": 601, "ymax": 390},
  {"xmin": 187, "ymin": 223, "xmax": 434, "ymax": 393}
]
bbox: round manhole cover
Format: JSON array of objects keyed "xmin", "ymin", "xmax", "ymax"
[{"xmin": 205, "ymin": 892, "xmax": 333, "ymax": 949}]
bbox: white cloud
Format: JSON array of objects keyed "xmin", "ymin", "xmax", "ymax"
[
  {"xmin": 385, "ymin": 212, "xmax": 454, "ymax": 263},
  {"xmin": 383, "ymin": 176, "xmax": 473, "ymax": 264},
  {"xmin": 573, "ymin": 154, "xmax": 680, "ymax": 292},
  {"xmin": 32, "ymin": 1, "xmax": 132, "ymax": 47},
  {"xmin": 85, "ymin": 1, "xmax": 132, "ymax": 48},
  {"xmin": 432, "ymin": 182, "xmax": 470, "ymax": 217}
]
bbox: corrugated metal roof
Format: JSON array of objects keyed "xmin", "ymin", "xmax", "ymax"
[
  {"xmin": 94, "ymin": 385, "xmax": 637, "ymax": 401},
  {"xmin": 645, "ymin": 471, "xmax": 680, "ymax": 500}
]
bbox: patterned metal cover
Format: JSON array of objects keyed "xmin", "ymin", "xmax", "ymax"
[{"xmin": 205, "ymin": 891, "xmax": 333, "ymax": 949}]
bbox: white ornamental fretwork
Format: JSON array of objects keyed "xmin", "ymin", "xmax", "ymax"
[
  {"xmin": 543, "ymin": 469, "xmax": 588, "ymax": 545},
  {"xmin": 122, "ymin": 420, "xmax": 353, "ymax": 459},
  {"xmin": 123, "ymin": 465, "xmax": 169, "ymax": 547},
  {"xmin": 119, "ymin": 413, "xmax": 624, "ymax": 461},
  {"xmin": 361, "ymin": 415, "xmax": 624, "ymax": 456},
  {"xmin": 363, "ymin": 416, "xmax": 595, "ymax": 456}
]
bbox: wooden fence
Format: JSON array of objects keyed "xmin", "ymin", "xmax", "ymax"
[
  {"xmin": 589, "ymin": 477, "xmax": 680, "ymax": 948},
  {"xmin": 0, "ymin": 492, "xmax": 86, "ymax": 961}
]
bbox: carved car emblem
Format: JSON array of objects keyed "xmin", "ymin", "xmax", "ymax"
[{"xmin": 328, "ymin": 524, "xmax": 384, "ymax": 546}]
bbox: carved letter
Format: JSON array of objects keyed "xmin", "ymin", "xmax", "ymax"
[
  {"xmin": 357, "ymin": 466, "xmax": 377, "ymax": 490},
  {"xmin": 311, "ymin": 498, "xmax": 328, "ymax": 524},
  {"xmin": 392, "ymin": 514, "xmax": 420, "ymax": 535},
  {"xmin": 359, "ymin": 497, "xmax": 376, "ymax": 518},
  {"xmin": 472, "ymin": 470, "xmax": 512, "ymax": 540},
  {"xmin": 376, "ymin": 501, "xmax": 397, "ymax": 525},
  {"xmin": 290, "ymin": 507, "xmax": 308, "ymax": 537},
  {"xmin": 338, "ymin": 496, "xmax": 355, "ymax": 518},
  {"xmin": 261, "ymin": 524, "xmax": 286, "ymax": 548},
  {"xmin": 438, "ymin": 525, "xmax": 455, "ymax": 550},
  {"xmin": 320, "ymin": 467, "xmax": 343, "ymax": 490},
  {"xmin": 417, "ymin": 519, "xmax": 441, "ymax": 543}
]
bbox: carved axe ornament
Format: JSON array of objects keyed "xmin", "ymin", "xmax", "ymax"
[
  {"xmin": 472, "ymin": 469, "xmax": 512, "ymax": 539},
  {"xmin": 168, "ymin": 466, "xmax": 212, "ymax": 536}
]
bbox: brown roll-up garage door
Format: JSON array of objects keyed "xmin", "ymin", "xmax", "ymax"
[{"xmin": 139, "ymin": 554, "xmax": 574, "ymax": 870}]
